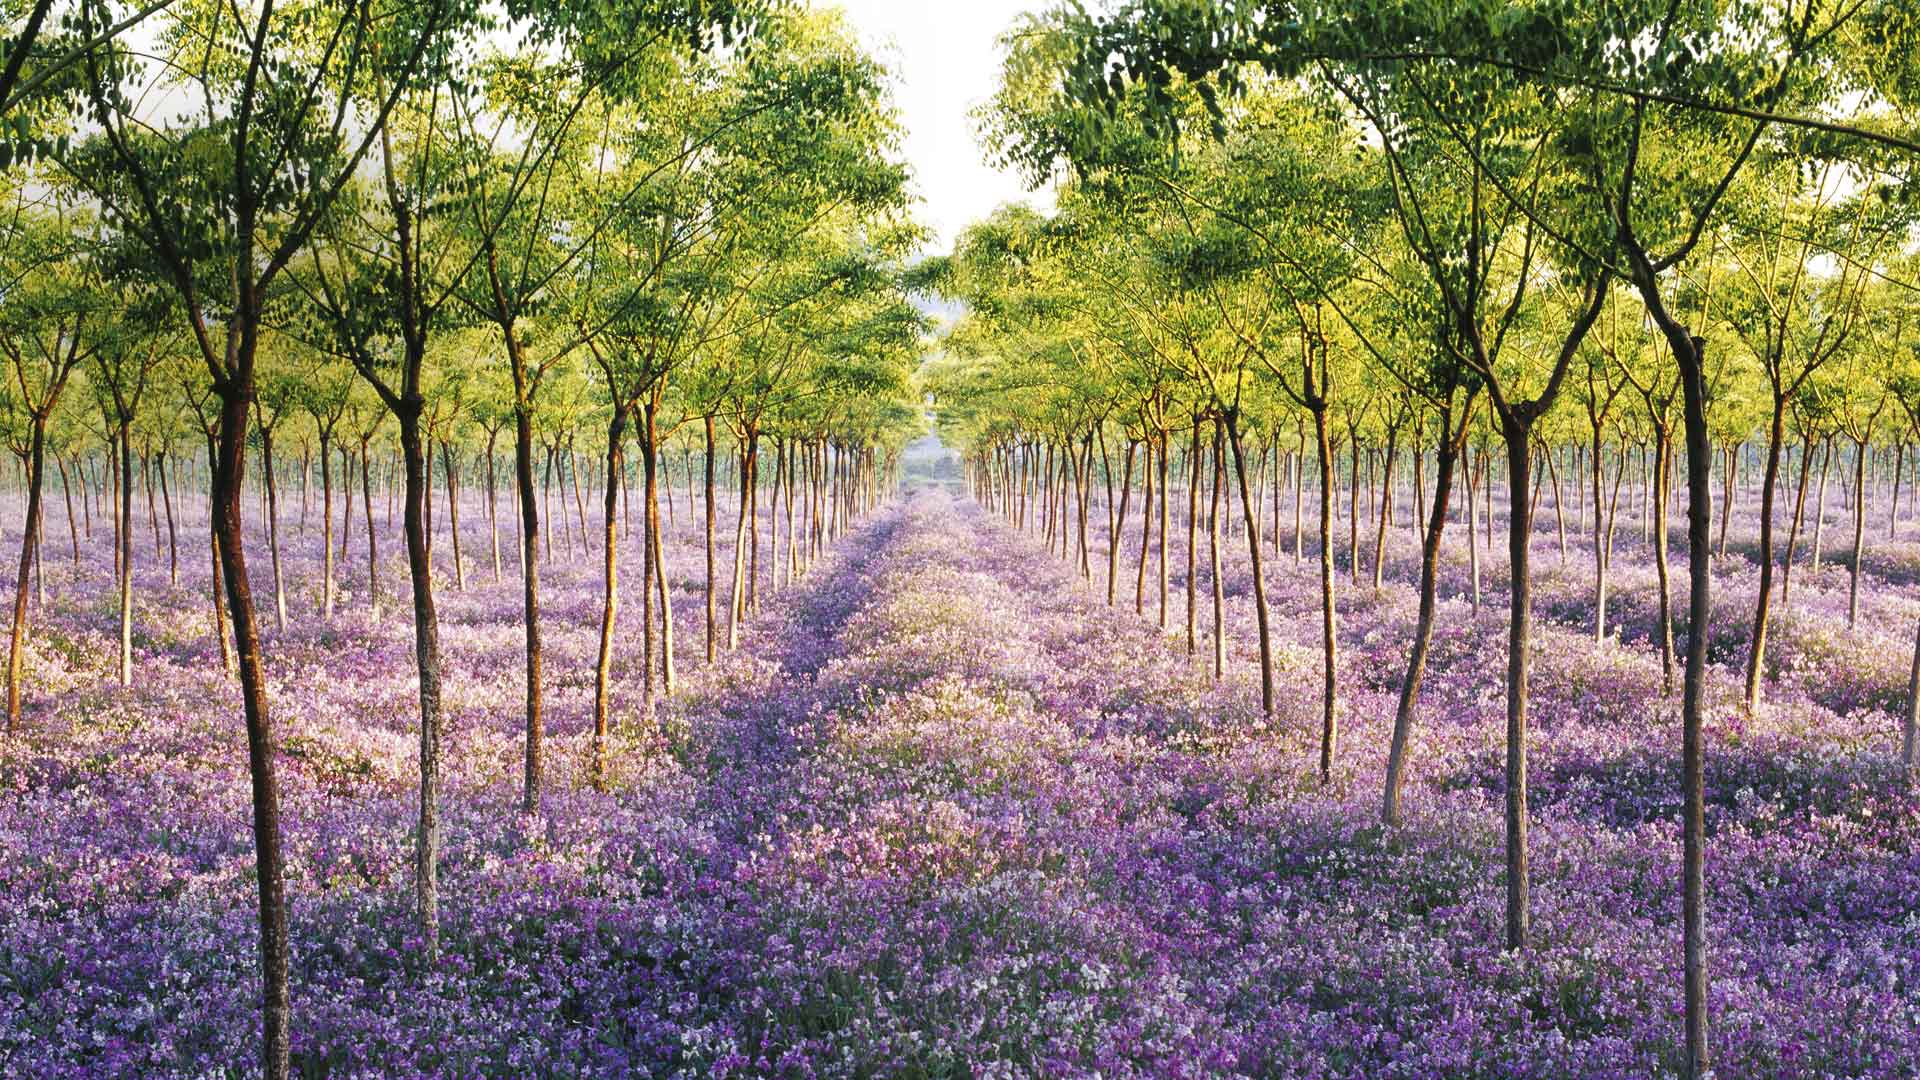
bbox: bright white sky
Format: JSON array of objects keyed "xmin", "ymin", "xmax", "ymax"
[{"xmin": 814, "ymin": 1, "xmax": 1054, "ymax": 254}]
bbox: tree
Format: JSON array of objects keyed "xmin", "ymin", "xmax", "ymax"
[{"xmin": 0, "ymin": 192, "xmax": 98, "ymax": 731}]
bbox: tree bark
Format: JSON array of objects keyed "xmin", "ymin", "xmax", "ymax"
[
  {"xmin": 1313, "ymin": 405, "xmax": 1339, "ymax": 784},
  {"xmin": 1109, "ymin": 441, "xmax": 1135, "ymax": 606},
  {"xmin": 1225, "ymin": 411, "xmax": 1273, "ymax": 713},
  {"xmin": 115, "ymin": 422, "xmax": 134, "ymax": 683},
  {"xmin": 1383, "ymin": 412, "xmax": 1463, "ymax": 826},
  {"xmin": 704, "ymin": 415, "xmax": 717, "ymax": 664},
  {"xmin": 1744, "ymin": 400, "xmax": 1787, "ymax": 710},
  {"xmin": 211, "ymin": 364, "xmax": 290, "ymax": 1080},
  {"xmin": 261, "ymin": 430, "xmax": 286, "ymax": 633},
  {"xmin": 396, "ymin": 407, "xmax": 443, "ymax": 962},
  {"xmin": 505, "ymin": 334, "xmax": 543, "ymax": 815},
  {"xmin": 5, "ymin": 420, "xmax": 47, "ymax": 732},
  {"xmin": 1849, "ymin": 436, "xmax": 1870, "ymax": 628},
  {"xmin": 593, "ymin": 405, "xmax": 627, "ymax": 786},
  {"xmin": 1185, "ymin": 419, "xmax": 1201, "ymax": 655}
]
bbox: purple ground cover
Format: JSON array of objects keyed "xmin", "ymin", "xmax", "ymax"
[{"xmin": 1, "ymin": 481, "xmax": 1915, "ymax": 1077}]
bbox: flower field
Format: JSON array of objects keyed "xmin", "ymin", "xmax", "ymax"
[{"xmin": 3, "ymin": 469, "xmax": 1914, "ymax": 1078}]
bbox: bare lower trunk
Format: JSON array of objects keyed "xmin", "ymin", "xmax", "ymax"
[
  {"xmin": 1465, "ymin": 447, "xmax": 1481, "ymax": 612},
  {"xmin": 486, "ymin": 435, "xmax": 501, "ymax": 584},
  {"xmin": 159, "ymin": 452, "xmax": 178, "ymax": 587},
  {"xmin": 1185, "ymin": 420, "xmax": 1200, "ymax": 655},
  {"xmin": 1209, "ymin": 421, "xmax": 1225, "ymax": 680},
  {"xmin": 726, "ymin": 441, "xmax": 753, "ymax": 651},
  {"xmin": 647, "ymin": 407, "xmax": 675, "ymax": 695},
  {"xmin": 262, "ymin": 433, "xmax": 286, "ymax": 633},
  {"xmin": 704, "ymin": 416, "xmax": 717, "ymax": 664},
  {"xmin": 1108, "ymin": 441, "xmax": 1135, "ymax": 606},
  {"xmin": 361, "ymin": 442, "xmax": 378, "ymax": 619},
  {"xmin": 1500, "ymin": 423, "xmax": 1537, "ymax": 953},
  {"xmin": 1652, "ymin": 431, "xmax": 1676, "ymax": 694},
  {"xmin": 396, "ymin": 409, "xmax": 442, "ymax": 963},
  {"xmin": 1136, "ymin": 438, "xmax": 1152, "ymax": 616},
  {"xmin": 212, "ymin": 372, "xmax": 290, "ymax": 1080},
  {"xmin": 57, "ymin": 455, "xmax": 77, "ymax": 565},
  {"xmin": 1313, "ymin": 406, "xmax": 1339, "ymax": 784},
  {"xmin": 1813, "ymin": 437, "xmax": 1833, "ymax": 571},
  {"xmin": 1744, "ymin": 402, "xmax": 1786, "ymax": 710},
  {"xmin": 1225, "ymin": 412, "xmax": 1273, "ymax": 713},
  {"xmin": 1383, "ymin": 427, "xmax": 1460, "ymax": 826},
  {"xmin": 443, "ymin": 444, "xmax": 465, "ymax": 591},
  {"xmin": 6, "ymin": 423, "xmax": 46, "ymax": 732},
  {"xmin": 1372, "ymin": 431, "xmax": 1398, "ymax": 591},
  {"xmin": 319, "ymin": 438, "xmax": 336, "ymax": 618},
  {"xmin": 1156, "ymin": 433, "xmax": 1169, "ymax": 629},
  {"xmin": 593, "ymin": 407, "xmax": 627, "ymax": 787},
  {"xmin": 116, "ymin": 424, "xmax": 134, "ymax": 684},
  {"xmin": 508, "ymin": 353, "xmax": 543, "ymax": 815},
  {"xmin": 1906, "ymin": 617, "xmax": 1919, "ymax": 784},
  {"xmin": 208, "ymin": 437, "xmax": 234, "ymax": 677},
  {"xmin": 1849, "ymin": 438, "xmax": 1869, "ymax": 628}
]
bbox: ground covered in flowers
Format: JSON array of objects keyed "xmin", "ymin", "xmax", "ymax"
[{"xmin": 2, "ymin": 474, "xmax": 1917, "ymax": 1077}]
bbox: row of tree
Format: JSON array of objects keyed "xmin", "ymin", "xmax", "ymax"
[
  {"xmin": 0, "ymin": 2, "xmax": 926, "ymax": 1075},
  {"xmin": 919, "ymin": 2, "xmax": 1920, "ymax": 1076}
]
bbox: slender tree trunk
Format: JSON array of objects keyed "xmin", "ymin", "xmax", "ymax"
[
  {"xmin": 1348, "ymin": 436, "xmax": 1362, "ymax": 582},
  {"xmin": 726, "ymin": 440, "xmax": 752, "ymax": 651},
  {"xmin": 1209, "ymin": 420, "xmax": 1225, "ymax": 680},
  {"xmin": 1136, "ymin": 438, "xmax": 1152, "ymax": 616},
  {"xmin": 1892, "ymin": 443, "xmax": 1906, "ymax": 540},
  {"xmin": 1225, "ymin": 411, "xmax": 1273, "ymax": 713},
  {"xmin": 747, "ymin": 439, "xmax": 762, "ymax": 615},
  {"xmin": 1293, "ymin": 424, "xmax": 1305, "ymax": 565},
  {"xmin": 1499, "ymin": 420, "xmax": 1538, "ymax": 953},
  {"xmin": 1905, "ymin": 616, "xmax": 1920, "ymax": 784},
  {"xmin": 1630, "ymin": 307, "xmax": 1714, "ymax": 1079},
  {"xmin": 486, "ymin": 435, "xmax": 501, "ymax": 585},
  {"xmin": 1465, "ymin": 446, "xmax": 1481, "ymax": 611},
  {"xmin": 79, "ymin": 452, "xmax": 93, "ymax": 540},
  {"xmin": 5, "ymin": 421, "xmax": 46, "ymax": 732},
  {"xmin": 505, "ymin": 334, "xmax": 544, "ymax": 815},
  {"xmin": 1781, "ymin": 434, "xmax": 1813, "ymax": 611},
  {"xmin": 1849, "ymin": 437, "xmax": 1870, "ymax": 628},
  {"xmin": 57, "ymin": 455, "xmax": 77, "ymax": 566},
  {"xmin": 1717, "ymin": 442, "xmax": 1736, "ymax": 558},
  {"xmin": 208, "ymin": 437, "xmax": 233, "ymax": 677},
  {"xmin": 1109, "ymin": 441, "xmax": 1135, "ymax": 606},
  {"xmin": 570, "ymin": 440, "xmax": 590, "ymax": 562},
  {"xmin": 1185, "ymin": 420, "xmax": 1200, "ymax": 656},
  {"xmin": 593, "ymin": 405, "xmax": 627, "ymax": 786},
  {"xmin": 320, "ymin": 436, "xmax": 336, "ymax": 619},
  {"xmin": 704, "ymin": 416, "xmax": 717, "ymax": 664},
  {"xmin": 1744, "ymin": 400, "xmax": 1787, "ymax": 710},
  {"xmin": 159, "ymin": 451, "xmax": 178, "ymax": 587},
  {"xmin": 396, "ymin": 407, "xmax": 443, "ymax": 963},
  {"xmin": 646, "ymin": 404, "xmax": 674, "ymax": 695},
  {"xmin": 443, "ymin": 443, "xmax": 465, "ymax": 591},
  {"xmin": 116, "ymin": 423, "xmax": 133, "ymax": 682},
  {"xmin": 1313, "ymin": 405, "xmax": 1339, "ymax": 784},
  {"xmin": 1812, "ymin": 436, "xmax": 1834, "ymax": 571},
  {"xmin": 1157, "ymin": 432, "xmax": 1170, "ymax": 630},
  {"xmin": 298, "ymin": 445, "xmax": 309, "ymax": 536},
  {"xmin": 1383, "ymin": 423, "xmax": 1461, "ymax": 826},
  {"xmin": 361, "ymin": 441, "xmax": 378, "ymax": 619},
  {"xmin": 1372, "ymin": 429, "xmax": 1398, "ymax": 591},
  {"xmin": 262, "ymin": 431, "xmax": 286, "ymax": 633},
  {"xmin": 1547, "ymin": 444, "xmax": 1568, "ymax": 563},
  {"xmin": 1652, "ymin": 430, "xmax": 1677, "ymax": 694},
  {"xmin": 210, "ymin": 366, "xmax": 289, "ymax": 1080},
  {"xmin": 144, "ymin": 450, "xmax": 161, "ymax": 559}
]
